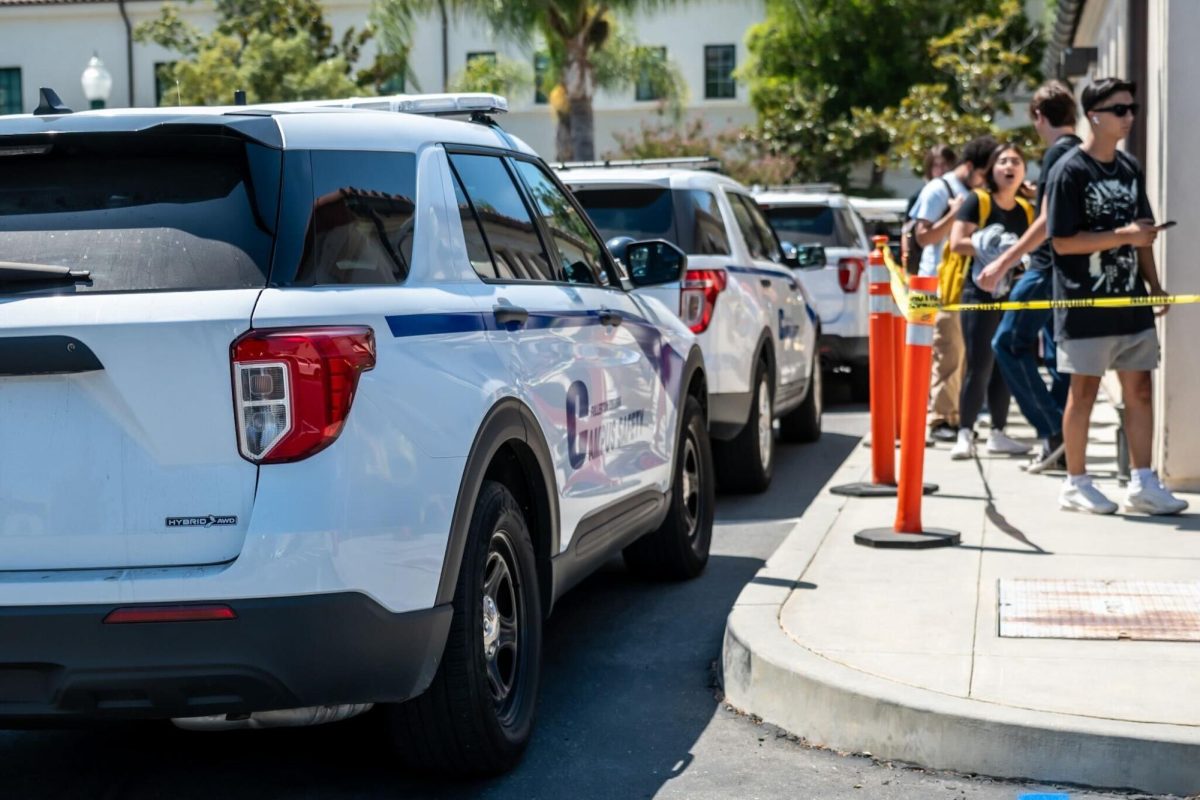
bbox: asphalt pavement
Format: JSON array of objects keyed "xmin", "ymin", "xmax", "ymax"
[{"xmin": 0, "ymin": 392, "xmax": 1166, "ymax": 799}]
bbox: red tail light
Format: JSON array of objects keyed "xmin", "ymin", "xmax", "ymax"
[
  {"xmin": 104, "ymin": 604, "xmax": 237, "ymax": 624},
  {"xmin": 838, "ymin": 257, "xmax": 865, "ymax": 293},
  {"xmin": 680, "ymin": 269, "xmax": 728, "ymax": 334},
  {"xmin": 231, "ymin": 327, "xmax": 376, "ymax": 464}
]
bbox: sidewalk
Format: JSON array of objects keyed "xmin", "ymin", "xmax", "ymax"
[{"xmin": 722, "ymin": 394, "xmax": 1200, "ymax": 797}]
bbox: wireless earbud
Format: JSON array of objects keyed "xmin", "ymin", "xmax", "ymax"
[{"xmin": 1092, "ymin": 116, "xmax": 1100, "ymax": 124}]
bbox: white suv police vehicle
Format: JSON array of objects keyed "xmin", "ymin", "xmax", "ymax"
[
  {"xmin": 0, "ymin": 91, "xmax": 714, "ymax": 773},
  {"xmin": 559, "ymin": 160, "xmax": 822, "ymax": 494},
  {"xmin": 753, "ymin": 187, "xmax": 871, "ymax": 397}
]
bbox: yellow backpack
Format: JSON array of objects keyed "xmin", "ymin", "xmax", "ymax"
[{"xmin": 937, "ymin": 189, "xmax": 1033, "ymax": 305}]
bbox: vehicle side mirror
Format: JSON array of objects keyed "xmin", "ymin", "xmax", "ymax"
[
  {"xmin": 780, "ymin": 240, "xmax": 800, "ymax": 268},
  {"xmin": 792, "ymin": 243, "xmax": 826, "ymax": 269},
  {"xmin": 622, "ymin": 239, "xmax": 688, "ymax": 287}
]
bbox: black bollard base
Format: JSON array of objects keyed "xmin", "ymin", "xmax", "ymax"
[
  {"xmin": 830, "ymin": 482, "xmax": 938, "ymax": 498},
  {"xmin": 853, "ymin": 527, "xmax": 960, "ymax": 549}
]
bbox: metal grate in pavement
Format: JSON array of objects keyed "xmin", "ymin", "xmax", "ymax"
[{"xmin": 998, "ymin": 579, "xmax": 1200, "ymax": 641}]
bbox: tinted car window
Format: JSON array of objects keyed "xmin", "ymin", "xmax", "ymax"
[
  {"xmin": 450, "ymin": 169, "xmax": 498, "ymax": 280},
  {"xmin": 762, "ymin": 204, "xmax": 855, "ymax": 248},
  {"xmin": 512, "ymin": 160, "xmax": 607, "ymax": 286},
  {"xmin": 294, "ymin": 150, "xmax": 416, "ymax": 285},
  {"xmin": 727, "ymin": 193, "xmax": 769, "ymax": 260},
  {"xmin": 449, "ymin": 153, "xmax": 553, "ymax": 282},
  {"xmin": 740, "ymin": 195, "xmax": 784, "ymax": 263},
  {"xmin": 572, "ymin": 187, "xmax": 678, "ymax": 247},
  {"xmin": 0, "ymin": 134, "xmax": 278, "ymax": 294},
  {"xmin": 680, "ymin": 190, "xmax": 731, "ymax": 255}
]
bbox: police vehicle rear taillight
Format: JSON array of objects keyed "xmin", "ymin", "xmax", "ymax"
[
  {"xmin": 231, "ymin": 327, "xmax": 376, "ymax": 464},
  {"xmin": 680, "ymin": 269, "xmax": 727, "ymax": 334}
]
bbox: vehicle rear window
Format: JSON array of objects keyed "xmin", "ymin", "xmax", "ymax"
[
  {"xmin": 763, "ymin": 205, "xmax": 856, "ymax": 248},
  {"xmin": 0, "ymin": 134, "xmax": 280, "ymax": 294},
  {"xmin": 571, "ymin": 187, "xmax": 678, "ymax": 248}
]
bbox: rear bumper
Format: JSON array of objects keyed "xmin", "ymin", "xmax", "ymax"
[
  {"xmin": 820, "ymin": 334, "xmax": 868, "ymax": 369},
  {"xmin": 0, "ymin": 593, "xmax": 451, "ymax": 724}
]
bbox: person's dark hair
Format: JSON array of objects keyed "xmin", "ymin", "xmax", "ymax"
[
  {"xmin": 960, "ymin": 135, "xmax": 999, "ymax": 170},
  {"xmin": 1081, "ymin": 77, "xmax": 1136, "ymax": 112},
  {"xmin": 1030, "ymin": 80, "xmax": 1077, "ymax": 127},
  {"xmin": 923, "ymin": 144, "xmax": 956, "ymax": 180},
  {"xmin": 984, "ymin": 143, "xmax": 1026, "ymax": 193}
]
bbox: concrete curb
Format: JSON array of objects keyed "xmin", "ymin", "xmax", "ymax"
[{"xmin": 720, "ymin": 442, "xmax": 1200, "ymax": 797}]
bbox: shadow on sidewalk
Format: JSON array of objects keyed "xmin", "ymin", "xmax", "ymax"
[{"xmin": 972, "ymin": 456, "xmax": 1053, "ymax": 555}]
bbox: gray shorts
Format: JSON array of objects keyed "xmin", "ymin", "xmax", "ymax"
[{"xmin": 1058, "ymin": 328, "xmax": 1160, "ymax": 376}]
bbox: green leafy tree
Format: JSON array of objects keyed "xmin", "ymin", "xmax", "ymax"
[
  {"xmin": 136, "ymin": 0, "xmax": 398, "ymax": 105},
  {"xmin": 372, "ymin": 0, "xmax": 687, "ymax": 160},
  {"xmin": 449, "ymin": 55, "xmax": 534, "ymax": 96},
  {"xmin": 744, "ymin": 0, "xmax": 1039, "ymax": 187}
]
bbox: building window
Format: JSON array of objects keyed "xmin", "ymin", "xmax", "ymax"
[
  {"xmin": 705, "ymin": 45, "xmax": 736, "ymax": 100},
  {"xmin": 635, "ymin": 46, "xmax": 667, "ymax": 102},
  {"xmin": 154, "ymin": 62, "xmax": 178, "ymax": 106},
  {"xmin": 0, "ymin": 68, "xmax": 22, "ymax": 115},
  {"xmin": 534, "ymin": 52, "xmax": 550, "ymax": 105},
  {"xmin": 467, "ymin": 51, "xmax": 496, "ymax": 66}
]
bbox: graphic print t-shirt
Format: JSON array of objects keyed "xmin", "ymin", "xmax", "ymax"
[
  {"xmin": 1028, "ymin": 133, "xmax": 1082, "ymax": 272},
  {"xmin": 1045, "ymin": 148, "xmax": 1155, "ymax": 340}
]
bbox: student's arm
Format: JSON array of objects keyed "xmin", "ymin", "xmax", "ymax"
[
  {"xmin": 975, "ymin": 209, "xmax": 1047, "ymax": 293},
  {"xmin": 950, "ymin": 219, "xmax": 977, "ymax": 256},
  {"xmin": 914, "ymin": 196, "xmax": 963, "ymax": 248},
  {"xmin": 1137, "ymin": 245, "xmax": 1170, "ymax": 316},
  {"xmin": 1052, "ymin": 223, "xmax": 1157, "ymax": 255}
]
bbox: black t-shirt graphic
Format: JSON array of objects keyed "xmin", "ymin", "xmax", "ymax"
[
  {"xmin": 1028, "ymin": 133, "xmax": 1082, "ymax": 272},
  {"xmin": 1045, "ymin": 148, "xmax": 1155, "ymax": 340}
]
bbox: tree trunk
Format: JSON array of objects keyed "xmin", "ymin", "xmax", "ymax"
[
  {"xmin": 555, "ymin": 108, "xmax": 573, "ymax": 162},
  {"xmin": 559, "ymin": 38, "xmax": 595, "ymax": 161}
]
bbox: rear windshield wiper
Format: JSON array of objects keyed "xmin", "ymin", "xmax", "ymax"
[{"xmin": 0, "ymin": 261, "xmax": 91, "ymax": 283}]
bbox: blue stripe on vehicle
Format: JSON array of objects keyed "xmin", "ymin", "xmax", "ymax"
[{"xmin": 386, "ymin": 312, "xmax": 488, "ymax": 338}]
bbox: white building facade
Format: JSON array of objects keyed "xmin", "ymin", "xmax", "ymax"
[
  {"xmin": 0, "ymin": 0, "xmax": 759, "ymax": 157},
  {"xmin": 1046, "ymin": 0, "xmax": 1200, "ymax": 489}
]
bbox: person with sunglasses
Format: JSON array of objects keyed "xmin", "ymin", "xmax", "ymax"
[{"xmin": 1044, "ymin": 77, "xmax": 1187, "ymax": 515}]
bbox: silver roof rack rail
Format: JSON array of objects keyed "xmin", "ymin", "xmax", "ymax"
[
  {"xmin": 552, "ymin": 156, "xmax": 722, "ymax": 172},
  {"xmin": 760, "ymin": 182, "xmax": 843, "ymax": 194}
]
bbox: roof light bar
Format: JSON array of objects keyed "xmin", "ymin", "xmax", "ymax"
[
  {"xmin": 552, "ymin": 156, "xmax": 722, "ymax": 172},
  {"xmin": 312, "ymin": 93, "xmax": 509, "ymax": 117}
]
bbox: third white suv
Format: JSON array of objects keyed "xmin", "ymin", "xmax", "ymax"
[{"xmin": 560, "ymin": 163, "xmax": 822, "ymax": 493}]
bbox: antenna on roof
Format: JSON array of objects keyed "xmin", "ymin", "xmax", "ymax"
[
  {"xmin": 33, "ymin": 88, "xmax": 73, "ymax": 116},
  {"xmin": 234, "ymin": 89, "xmax": 247, "ymax": 106}
]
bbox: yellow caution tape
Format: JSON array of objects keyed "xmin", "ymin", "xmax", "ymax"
[
  {"xmin": 907, "ymin": 292, "xmax": 940, "ymax": 325},
  {"xmin": 877, "ymin": 244, "xmax": 1196, "ymax": 316},
  {"xmin": 943, "ymin": 294, "xmax": 1200, "ymax": 312}
]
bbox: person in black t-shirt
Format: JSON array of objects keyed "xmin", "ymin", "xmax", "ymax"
[
  {"xmin": 946, "ymin": 143, "xmax": 1033, "ymax": 461},
  {"xmin": 977, "ymin": 81, "xmax": 1079, "ymax": 474},
  {"xmin": 1045, "ymin": 77, "xmax": 1186, "ymax": 516}
]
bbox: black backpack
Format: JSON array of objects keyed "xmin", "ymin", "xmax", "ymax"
[{"xmin": 901, "ymin": 177, "xmax": 952, "ymax": 275}]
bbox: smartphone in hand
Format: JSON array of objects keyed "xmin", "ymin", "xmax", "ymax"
[{"xmin": 1155, "ymin": 220, "xmax": 1177, "ymax": 230}]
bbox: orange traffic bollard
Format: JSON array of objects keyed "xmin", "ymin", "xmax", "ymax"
[
  {"xmin": 855, "ymin": 276, "xmax": 958, "ymax": 548},
  {"xmin": 892, "ymin": 301, "xmax": 905, "ymax": 441},
  {"xmin": 831, "ymin": 240, "xmax": 897, "ymax": 497}
]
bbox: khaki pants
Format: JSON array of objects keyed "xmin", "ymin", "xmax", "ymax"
[{"xmin": 929, "ymin": 310, "xmax": 964, "ymax": 427}]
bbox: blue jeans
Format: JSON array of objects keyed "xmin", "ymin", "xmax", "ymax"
[{"xmin": 991, "ymin": 268, "xmax": 1068, "ymax": 439}]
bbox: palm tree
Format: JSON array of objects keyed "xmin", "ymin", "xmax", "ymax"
[{"xmin": 372, "ymin": 0, "xmax": 686, "ymax": 160}]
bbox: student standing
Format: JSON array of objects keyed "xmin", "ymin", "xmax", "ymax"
[
  {"xmin": 976, "ymin": 82, "xmax": 1080, "ymax": 473},
  {"xmin": 947, "ymin": 144, "xmax": 1034, "ymax": 460},
  {"xmin": 909, "ymin": 136, "xmax": 996, "ymax": 442},
  {"xmin": 1045, "ymin": 77, "xmax": 1187, "ymax": 515}
]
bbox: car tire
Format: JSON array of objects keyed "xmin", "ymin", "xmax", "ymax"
[
  {"xmin": 779, "ymin": 352, "xmax": 822, "ymax": 443},
  {"xmin": 623, "ymin": 395, "xmax": 714, "ymax": 580},
  {"xmin": 387, "ymin": 480, "xmax": 542, "ymax": 775},
  {"xmin": 714, "ymin": 360, "xmax": 774, "ymax": 494}
]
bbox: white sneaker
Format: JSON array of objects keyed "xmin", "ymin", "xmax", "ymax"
[
  {"xmin": 1125, "ymin": 476, "xmax": 1189, "ymax": 515},
  {"xmin": 987, "ymin": 429, "xmax": 1032, "ymax": 456},
  {"xmin": 1059, "ymin": 477, "xmax": 1118, "ymax": 515},
  {"xmin": 950, "ymin": 429, "xmax": 975, "ymax": 460}
]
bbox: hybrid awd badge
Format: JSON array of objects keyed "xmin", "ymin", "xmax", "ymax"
[{"xmin": 165, "ymin": 515, "xmax": 238, "ymax": 528}]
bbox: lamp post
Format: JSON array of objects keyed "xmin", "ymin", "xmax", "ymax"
[{"xmin": 81, "ymin": 53, "xmax": 113, "ymax": 109}]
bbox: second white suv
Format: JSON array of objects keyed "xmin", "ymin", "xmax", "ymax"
[
  {"xmin": 754, "ymin": 188, "xmax": 871, "ymax": 398},
  {"xmin": 560, "ymin": 164, "xmax": 822, "ymax": 493}
]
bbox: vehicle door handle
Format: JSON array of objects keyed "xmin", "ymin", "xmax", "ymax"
[
  {"xmin": 599, "ymin": 309, "xmax": 623, "ymax": 327},
  {"xmin": 760, "ymin": 278, "xmax": 772, "ymax": 288},
  {"xmin": 493, "ymin": 305, "xmax": 529, "ymax": 327}
]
